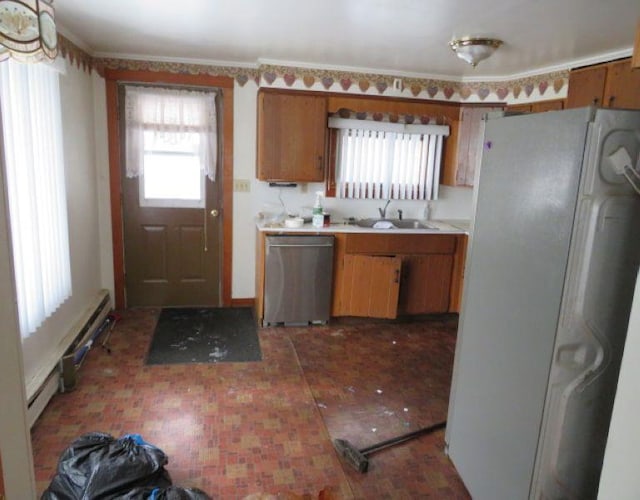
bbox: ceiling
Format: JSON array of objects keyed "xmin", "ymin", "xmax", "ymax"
[{"xmin": 54, "ymin": 0, "xmax": 638, "ymax": 80}]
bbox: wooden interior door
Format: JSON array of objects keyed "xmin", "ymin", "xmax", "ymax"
[
  {"xmin": 122, "ymin": 175, "xmax": 221, "ymax": 307},
  {"xmin": 340, "ymin": 254, "xmax": 401, "ymax": 318}
]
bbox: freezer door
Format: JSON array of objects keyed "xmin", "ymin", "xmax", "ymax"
[
  {"xmin": 531, "ymin": 110, "xmax": 640, "ymax": 499},
  {"xmin": 445, "ymin": 107, "xmax": 593, "ymax": 500}
]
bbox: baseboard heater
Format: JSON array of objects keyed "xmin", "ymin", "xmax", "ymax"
[
  {"xmin": 26, "ymin": 289, "xmax": 112, "ymax": 427},
  {"xmin": 59, "ymin": 292, "xmax": 113, "ymax": 391}
]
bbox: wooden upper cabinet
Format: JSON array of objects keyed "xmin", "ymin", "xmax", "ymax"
[
  {"xmin": 566, "ymin": 58, "xmax": 640, "ymax": 110},
  {"xmin": 505, "ymin": 103, "xmax": 533, "ymax": 113},
  {"xmin": 603, "ymin": 59, "xmax": 640, "ymax": 109},
  {"xmin": 566, "ymin": 64, "xmax": 607, "ymax": 108},
  {"xmin": 257, "ymin": 91, "xmax": 327, "ymax": 182},
  {"xmin": 531, "ymin": 99, "xmax": 564, "ymax": 112},
  {"xmin": 447, "ymin": 106, "xmax": 502, "ymax": 187},
  {"xmin": 505, "ymin": 99, "xmax": 564, "ymax": 114}
]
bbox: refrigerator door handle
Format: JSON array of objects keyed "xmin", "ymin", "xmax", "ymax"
[{"xmin": 623, "ymin": 164, "xmax": 640, "ymax": 195}]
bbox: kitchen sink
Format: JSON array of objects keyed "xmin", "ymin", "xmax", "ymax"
[{"xmin": 355, "ymin": 218, "xmax": 439, "ymax": 230}]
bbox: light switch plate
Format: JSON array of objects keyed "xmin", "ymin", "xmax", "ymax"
[{"xmin": 234, "ymin": 179, "xmax": 251, "ymax": 192}]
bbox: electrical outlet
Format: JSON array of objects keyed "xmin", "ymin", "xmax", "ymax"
[{"xmin": 234, "ymin": 179, "xmax": 251, "ymax": 192}]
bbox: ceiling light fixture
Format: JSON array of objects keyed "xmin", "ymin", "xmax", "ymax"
[
  {"xmin": 0, "ymin": 0, "xmax": 58, "ymax": 62},
  {"xmin": 449, "ymin": 37, "xmax": 503, "ymax": 67}
]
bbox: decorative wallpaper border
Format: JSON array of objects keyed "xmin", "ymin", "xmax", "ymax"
[{"xmin": 57, "ymin": 34, "xmax": 568, "ymax": 104}]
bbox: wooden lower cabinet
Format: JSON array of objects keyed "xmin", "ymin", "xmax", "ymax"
[
  {"xmin": 256, "ymin": 231, "xmax": 467, "ymax": 324},
  {"xmin": 398, "ymin": 254, "xmax": 453, "ymax": 315},
  {"xmin": 339, "ymin": 254, "xmax": 402, "ymax": 318},
  {"xmin": 332, "ymin": 233, "xmax": 467, "ymax": 319}
]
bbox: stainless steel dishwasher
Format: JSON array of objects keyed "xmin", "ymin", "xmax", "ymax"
[{"xmin": 263, "ymin": 235, "xmax": 334, "ymax": 326}]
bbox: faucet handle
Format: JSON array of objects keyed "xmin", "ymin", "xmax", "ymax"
[{"xmin": 397, "ymin": 209, "xmax": 403, "ymax": 220}]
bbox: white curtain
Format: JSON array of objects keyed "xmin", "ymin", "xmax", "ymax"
[
  {"xmin": 0, "ymin": 59, "xmax": 72, "ymax": 338},
  {"xmin": 332, "ymin": 123, "xmax": 448, "ymax": 201},
  {"xmin": 124, "ymin": 85, "xmax": 218, "ymax": 181}
]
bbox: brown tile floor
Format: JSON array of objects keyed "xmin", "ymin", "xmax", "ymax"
[
  {"xmin": 31, "ymin": 309, "xmax": 469, "ymax": 499},
  {"xmin": 290, "ymin": 316, "xmax": 469, "ymax": 499}
]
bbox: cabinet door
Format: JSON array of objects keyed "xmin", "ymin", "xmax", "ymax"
[
  {"xmin": 453, "ymin": 107, "xmax": 502, "ymax": 187},
  {"xmin": 603, "ymin": 59, "xmax": 640, "ymax": 110},
  {"xmin": 505, "ymin": 103, "xmax": 532, "ymax": 113},
  {"xmin": 530, "ymin": 99, "xmax": 564, "ymax": 113},
  {"xmin": 339, "ymin": 254, "xmax": 401, "ymax": 318},
  {"xmin": 257, "ymin": 92, "xmax": 327, "ymax": 182},
  {"xmin": 398, "ymin": 254, "xmax": 453, "ymax": 315},
  {"xmin": 566, "ymin": 65, "xmax": 607, "ymax": 108}
]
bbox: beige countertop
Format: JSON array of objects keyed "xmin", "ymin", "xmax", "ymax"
[{"xmin": 256, "ymin": 218, "xmax": 470, "ymax": 235}]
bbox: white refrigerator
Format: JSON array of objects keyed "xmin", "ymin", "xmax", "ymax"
[{"xmin": 445, "ymin": 107, "xmax": 640, "ymax": 499}]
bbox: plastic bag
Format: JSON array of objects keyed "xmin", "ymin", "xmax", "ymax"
[
  {"xmin": 121, "ymin": 486, "xmax": 212, "ymax": 499},
  {"xmin": 42, "ymin": 432, "xmax": 171, "ymax": 499}
]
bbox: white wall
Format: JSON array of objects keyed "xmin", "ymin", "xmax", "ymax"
[
  {"xmin": 230, "ymin": 81, "xmax": 474, "ymax": 299},
  {"xmin": 598, "ymin": 269, "xmax": 640, "ymax": 499},
  {"xmin": 93, "ymin": 73, "xmax": 114, "ymax": 299},
  {"xmin": 19, "ymin": 59, "xmax": 110, "ymax": 393}
]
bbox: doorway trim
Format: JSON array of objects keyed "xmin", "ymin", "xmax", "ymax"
[{"xmin": 104, "ymin": 69, "xmax": 234, "ymax": 308}]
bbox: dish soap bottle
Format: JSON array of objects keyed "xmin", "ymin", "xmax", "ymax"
[{"xmin": 312, "ymin": 191, "xmax": 324, "ymax": 228}]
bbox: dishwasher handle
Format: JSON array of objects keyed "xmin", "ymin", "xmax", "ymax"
[{"xmin": 267, "ymin": 243, "xmax": 334, "ymax": 248}]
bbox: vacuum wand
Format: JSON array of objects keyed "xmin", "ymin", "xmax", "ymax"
[{"xmin": 334, "ymin": 421, "xmax": 446, "ymax": 473}]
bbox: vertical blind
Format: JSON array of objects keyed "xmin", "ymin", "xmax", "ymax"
[
  {"xmin": 124, "ymin": 85, "xmax": 218, "ymax": 181},
  {"xmin": 329, "ymin": 117, "xmax": 449, "ymax": 200},
  {"xmin": 0, "ymin": 60, "xmax": 71, "ymax": 337}
]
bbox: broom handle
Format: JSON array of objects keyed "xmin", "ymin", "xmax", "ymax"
[{"xmin": 361, "ymin": 421, "xmax": 446, "ymax": 455}]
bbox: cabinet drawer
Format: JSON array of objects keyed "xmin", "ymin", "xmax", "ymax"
[{"xmin": 344, "ymin": 233, "xmax": 456, "ymax": 255}]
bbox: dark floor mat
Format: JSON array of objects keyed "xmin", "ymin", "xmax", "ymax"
[{"xmin": 146, "ymin": 307, "xmax": 261, "ymax": 365}]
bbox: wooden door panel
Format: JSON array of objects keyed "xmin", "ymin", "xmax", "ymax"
[
  {"xmin": 141, "ymin": 225, "xmax": 168, "ymax": 281},
  {"xmin": 531, "ymin": 99, "xmax": 564, "ymax": 112},
  {"xmin": 399, "ymin": 254, "xmax": 453, "ymax": 315},
  {"xmin": 566, "ymin": 65, "xmax": 607, "ymax": 108},
  {"xmin": 603, "ymin": 59, "xmax": 640, "ymax": 109},
  {"xmin": 177, "ymin": 225, "xmax": 206, "ymax": 280},
  {"xmin": 340, "ymin": 254, "xmax": 401, "ymax": 318},
  {"xmin": 257, "ymin": 92, "xmax": 327, "ymax": 181}
]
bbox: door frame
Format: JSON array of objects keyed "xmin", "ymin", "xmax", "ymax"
[{"xmin": 104, "ymin": 68, "xmax": 234, "ymax": 308}]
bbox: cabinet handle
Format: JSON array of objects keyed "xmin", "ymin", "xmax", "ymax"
[
  {"xmin": 608, "ymin": 96, "xmax": 615, "ymax": 107},
  {"xmin": 317, "ymin": 156, "xmax": 323, "ymax": 169},
  {"xmin": 592, "ymin": 98, "xmax": 599, "ymax": 105},
  {"xmin": 394, "ymin": 269, "xmax": 400, "ymax": 283}
]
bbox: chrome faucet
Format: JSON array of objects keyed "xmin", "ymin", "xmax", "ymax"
[{"xmin": 378, "ymin": 199, "xmax": 391, "ymax": 219}]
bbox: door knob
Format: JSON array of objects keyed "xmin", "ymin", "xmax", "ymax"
[{"xmin": 210, "ymin": 209, "xmax": 219, "ymax": 217}]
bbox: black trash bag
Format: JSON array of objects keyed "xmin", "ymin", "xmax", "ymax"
[
  {"xmin": 42, "ymin": 432, "xmax": 172, "ymax": 500},
  {"xmin": 120, "ymin": 486, "xmax": 212, "ymax": 500}
]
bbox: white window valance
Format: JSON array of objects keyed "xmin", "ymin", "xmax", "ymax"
[
  {"xmin": 328, "ymin": 116, "xmax": 449, "ymax": 137},
  {"xmin": 124, "ymin": 85, "xmax": 218, "ymax": 180}
]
